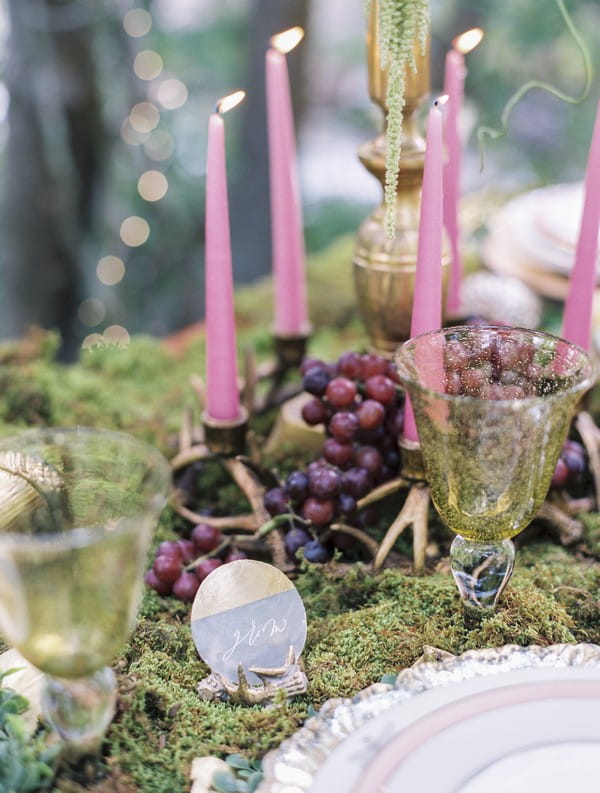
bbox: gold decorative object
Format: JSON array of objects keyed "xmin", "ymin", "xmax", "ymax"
[{"xmin": 353, "ymin": 0, "xmax": 450, "ymax": 355}]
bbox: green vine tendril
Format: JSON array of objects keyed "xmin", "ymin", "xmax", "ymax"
[
  {"xmin": 367, "ymin": 0, "xmax": 430, "ymax": 238},
  {"xmin": 477, "ymin": 0, "xmax": 592, "ymax": 170}
]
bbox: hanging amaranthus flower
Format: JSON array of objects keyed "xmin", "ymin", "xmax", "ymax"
[{"xmin": 367, "ymin": 0, "xmax": 430, "ymax": 238}]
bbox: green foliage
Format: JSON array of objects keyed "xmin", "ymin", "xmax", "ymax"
[{"xmin": 0, "ymin": 671, "xmax": 58, "ymax": 793}]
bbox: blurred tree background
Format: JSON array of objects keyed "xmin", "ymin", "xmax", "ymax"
[{"xmin": 0, "ymin": 0, "xmax": 597, "ymax": 359}]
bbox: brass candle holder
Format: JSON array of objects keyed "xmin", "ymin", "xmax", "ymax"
[
  {"xmin": 247, "ymin": 327, "xmax": 312, "ymax": 414},
  {"xmin": 353, "ymin": 1, "xmax": 450, "ymax": 355},
  {"xmin": 202, "ymin": 408, "xmax": 249, "ymax": 458}
]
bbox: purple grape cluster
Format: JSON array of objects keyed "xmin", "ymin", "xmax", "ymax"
[
  {"xmin": 145, "ymin": 523, "xmax": 247, "ymax": 602},
  {"xmin": 263, "ymin": 352, "xmax": 405, "ymax": 563}
]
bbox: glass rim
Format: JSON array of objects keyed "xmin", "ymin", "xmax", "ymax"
[
  {"xmin": 0, "ymin": 425, "xmax": 171, "ymax": 547},
  {"xmin": 394, "ymin": 324, "xmax": 597, "ymax": 406}
]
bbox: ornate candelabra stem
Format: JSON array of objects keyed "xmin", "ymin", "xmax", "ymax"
[{"xmin": 353, "ymin": 1, "xmax": 450, "ymax": 355}]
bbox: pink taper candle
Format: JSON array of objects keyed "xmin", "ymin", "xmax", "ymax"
[
  {"xmin": 204, "ymin": 91, "xmax": 245, "ymax": 421},
  {"xmin": 443, "ymin": 29, "xmax": 484, "ymax": 315},
  {"xmin": 266, "ymin": 27, "xmax": 309, "ymax": 336},
  {"xmin": 562, "ymin": 96, "xmax": 600, "ymax": 351},
  {"xmin": 403, "ymin": 97, "xmax": 447, "ymax": 443}
]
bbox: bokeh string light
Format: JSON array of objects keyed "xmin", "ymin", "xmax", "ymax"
[{"xmin": 81, "ymin": 4, "xmax": 189, "ymax": 351}]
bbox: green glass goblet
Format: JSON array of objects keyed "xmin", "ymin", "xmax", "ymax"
[
  {"xmin": 0, "ymin": 427, "xmax": 170, "ymax": 753},
  {"xmin": 395, "ymin": 326, "xmax": 594, "ymax": 611}
]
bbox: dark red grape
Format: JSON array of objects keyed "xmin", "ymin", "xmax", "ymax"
[
  {"xmin": 284, "ymin": 526, "xmax": 312, "ymax": 558},
  {"xmin": 360, "ymin": 353, "xmax": 388, "ymax": 379},
  {"xmin": 357, "ymin": 399, "xmax": 385, "ymax": 430},
  {"xmin": 284, "ymin": 470, "xmax": 310, "ymax": 505},
  {"xmin": 444, "ymin": 340, "xmax": 469, "ymax": 372},
  {"xmin": 354, "ymin": 446, "xmax": 384, "ymax": 477},
  {"xmin": 308, "ymin": 466, "xmax": 341, "ymax": 499},
  {"xmin": 551, "ymin": 456, "xmax": 569, "ymax": 488},
  {"xmin": 323, "ymin": 438, "xmax": 354, "ymax": 467},
  {"xmin": 194, "ymin": 558, "xmax": 223, "ymax": 582},
  {"xmin": 307, "ymin": 458, "xmax": 328, "ymax": 474},
  {"xmin": 329, "ymin": 411, "xmax": 359, "ymax": 442},
  {"xmin": 172, "ymin": 572, "xmax": 200, "ymax": 602},
  {"xmin": 460, "ymin": 366, "xmax": 490, "ymax": 395},
  {"xmin": 341, "ymin": 467, "xmax": 372, "ymax": 498},
  {"xmin": 191, "ymin": 523, "xmax": 224, "ymax": 552},
  {"xmin": 156, "ymin": 540, "xmax": 183, "ymax": 560},
  {"xmin": 263, "ymin": 487, "xmax": 290, "ymax": 516},
  {"xmin": 325, "ymin": 377, "xmax": 357, "ymax": 408},
  {"xmin": 385, "ymin": 361, "xmax": 401, "ymax": 383},
  {"xmin": 145, "ymin": 569, "xmax": 172, "ymax": 596},
  {"xmin": 365, "ymin": 375, "xmax": 397, "ymax": 405},
  {"xmin": 337, "ymin": 351, "xmax": 363, "ymax": 379},
  {"xmin": 303, "ymin": 539, "xmax": 330, "ymax": 563},
  {"xmin": 301, "ymin": 397, "xmax": 329, "ymax": 426},
  {"xmin": 303, "ymin": 366, "xmax": 332, "ymax": 397},
  {"xmin": 177, "ymin": 539, "xmax": 197, "ymax": 564},
  {"xmin": 302, "ymin": 497, "xmax": 335, "ymax": 525},
  {"xmin": 153, "ymin": 554, "xmax": 182, "ymax": 585}
]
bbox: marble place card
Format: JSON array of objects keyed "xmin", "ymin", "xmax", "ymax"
[{"xmin": 191, "ymin": 560, "xmax": 307, "ymax": 689}]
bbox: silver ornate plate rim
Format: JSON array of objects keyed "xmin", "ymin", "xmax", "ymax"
[{"xmin": 257, "ymin": 642, "xmax": 600, "ymax": 793}]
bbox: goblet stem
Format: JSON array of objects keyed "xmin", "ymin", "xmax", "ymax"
[
  {"xmin": 450, "ymin": 535, "xmax": 515, "ymax": 610},
  {"xmin": 42, "ymin": 667, "xmax": 117, "ymax": 755}
]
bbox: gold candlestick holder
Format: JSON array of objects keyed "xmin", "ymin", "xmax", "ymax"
[
  {"xmin": 353, "ymin": 1, "xmax": 450, "ymax": 356},
  {"xmin": 202, "ymin": 408, "xmax": 249, "ymax": 458},
  {"xmin": 247, "ymin": 327, "xmax": 312, "ymax": 414}
]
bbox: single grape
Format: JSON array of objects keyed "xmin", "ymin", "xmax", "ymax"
[
  {"xmin": 323, "ymin": 438, "xmax": 354, "ymax": 467},
  {"xmin": 385, "ymin": 361, "xmax": 401, "ymax": 384},
  {"xmin": 341, "ymin": 466, "xmax": 372, "ymax": 498},
  {"xmin": 300, "ymin": 357, "xmax": 327, "ymax": 375},
  {"xmin": 301, "ymin": 397, "xmax": 329, "ymax": 426},
  {"xmin": 224, "ymin": 549, "xmax": 247, "ymax": 563},
  {"xmin": 145, "ymin": 569, "xmax": 172, "ymax": 596},
  {"xmin": 357, "ymin": 399, "xmax": 385, "ymax": 430},
  {"xmin": 191, "ymin": 523, "xmax": 224, "ymax": 552},
  {"xmin": 303, "ymin": 539, "xmax": 330, "ymax": 563},
  {"xmin": 194, "ymin": 558, "xmax": 223, "ymax": 582},
  {"xmin": 365, "ymin": 375, "xmax": 397, "ymax": 405},
  {"xmin": 177, "ymin": 539, "xmax": 197, "ymax": 564},
  {"xmin": 444, "ymin": 340, "xmax": 469, "ymax": 372},
  {"xmin": 156, "ymin": 540, "xmax": 183, "ymax": 560},
  {"xmin": 460, "ymin": 366, "xmax": 490, "ymax": 396},
  {"xmin": 354, "ymin": 446, "xmax": 384, "ymax": 477},
  {"xmin": 307, "ymin": 458, "xmax": 328, "ymax": 474},
  {"xmin": 551, "ymin": 456, "xmax": 569, "ymax": 488},
  {"xmin": 385, "ymin": 408, "xmax": 405, "ymax": 438},
  {"xmin": 337, "ymin": 492, "xmax": 357, "ymax": 515},
  {"xmin": 284, "ymin": 526, "xmax": 312, "ymax": 558},
  {"xmin": 337, "ymin": 351, "xmax": 363, "ymax": 379},
  {"xmin": 308, "ymin": 466, "xmax": 341, "ymax": 499},
  {"xmin": 172, "ymin": 572, "xmax": 200, "ymax": 602},
  {"xmin": 303, "ymin": 366, "xmax": 332, "ymax": 397},
  {"xmin": 302, "ymin": 497, "xmax": 335, "ymax": 525},
  {"xmin": 263, "ymin": 487, "xmax": 290, "ymax": 516},
  {"xmin": 561, "ymin": 440, "xmax": 587, "ymax": 485},
  {"xmin": 356, "ymin": 425, "xmax": 386, "ymax": 446},
  {"xmin": 325, "ymin": 377, "xmax": 357, "ymax": 408},
  {"xmin": 329, "ymin": 411, "xmax": 359, "ymax": 442},
  {"xmin": 384, "ymin": 448, "xmax": 400, "ymax": 471},
  {"xmin": 284, "ymin": 470, "xmax": 310, "ymax": 505},
  {"xmin": 153, "ymin": 554, "xmax": 182, "ymax": 585},
  {"xmin": 360, "ymin": 353, "xmax": 388, "ymax": 379}
]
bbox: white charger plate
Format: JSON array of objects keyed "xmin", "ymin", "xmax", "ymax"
[{"xmin": 258, "ymin": 643, "xmax": 600, "ymax": 793}]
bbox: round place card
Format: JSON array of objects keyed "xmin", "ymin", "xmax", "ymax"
[{"xmin": 191, "ymin": 559, "xmax": 307, "ymax": 686}]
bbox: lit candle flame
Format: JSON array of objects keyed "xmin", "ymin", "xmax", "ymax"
[
  {"xmin": 216, "ymin": 90, "xmax": 246, "ymax": 115},
  {"xmin": 453, "ymin": 28, "xmax": 484, "ymax": 55},
  {"xmin": 434, "ymin": 94, "xmax": 449, "ymax": 109},
  {"xmin": 271, "ymin": 26, "xmax": 304, "ymax": 55}
]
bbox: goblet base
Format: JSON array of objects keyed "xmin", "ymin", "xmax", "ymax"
[
  {"xmin": 42, "ymin": 666, "xmax": 117, "ymax": 755},
  {"xmin": 450, "ymin": 535, "xmax": 515, "ymax": 611}
]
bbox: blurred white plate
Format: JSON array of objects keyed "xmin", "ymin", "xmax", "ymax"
[{"xmin": 258, "ymin": 643, "xmax": 600, "ymax": 793}]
